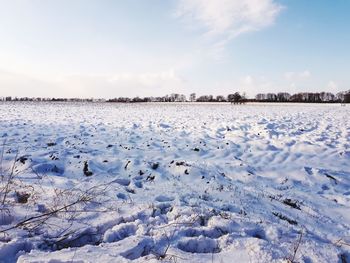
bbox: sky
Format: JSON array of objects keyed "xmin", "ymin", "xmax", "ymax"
[{"xmin": 0, "ymin": 0, "xmax": 349, "ymax": 99}]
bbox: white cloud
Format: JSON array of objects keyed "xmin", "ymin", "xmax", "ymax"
[
  {"xmin": 108, "ymin": 70, "xmax": 182, "ymax": 88},
  {"xmin": 327, "ymin": 80, "xmax": 338, "ymax": 91},
  {"xmin": 236, "ymin": 75, "xmax": 274, "ymax": 97},
  {"xmin": 176, "ymin": 0, "xmax": 283, "ymax": 39},
  {"xmin": 0, "ymin": 70, "xmax": 57, "ymax": 97},
  {"xmin": 57, "ymin": 70, "xmax": 185, "ymax": 98},
  {"xmin": 242, "ymin": 75, "xmax": 254, "ymax": 85},
  {"xmin": 284, "ymin": 70, "xmax": 311, "ymax": 80},
  {"xmin": 300, "ymin": 70, "xmax": 311, "ymax": 78},
  {"xmin": 0, "ymin": 69, "xmax": 185, "ymax": 98}
]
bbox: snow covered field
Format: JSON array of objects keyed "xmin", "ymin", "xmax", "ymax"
[{"xmin": 0, "ymin": 102, "xmax": 349, "ymax": 263}]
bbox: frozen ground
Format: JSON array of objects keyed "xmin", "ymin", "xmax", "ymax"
[{"xmin": 0, "ymin": 102, "xmax": 349, "ymax": 263}]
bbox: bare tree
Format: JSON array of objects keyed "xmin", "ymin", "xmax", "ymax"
[
  {"xmin": 228, "ymin": 92, "xmax": 242, "ymax": 104},
  {"xmin": 190, "ymin": 93, "xmax": 196, "ymax": 102},
  {"xmin": 216, "ymin": 95, "xmax": 226, "ymax": 102},
  {"xmin": 344, "ymin": 92, "xmax": 350, "ymax": 103}
]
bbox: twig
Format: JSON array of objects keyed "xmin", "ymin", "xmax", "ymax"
[
  {"xmin": 0, "ymin": 194, "xmax": 92, "ymax": 233},
  {"xmin": 0, "ymin": 139, "xmax": 6, "ymax": 179},
  {"xmin": 288, "ymin": 230, "xmax": 303, "ymax": 263},
  {"xmin": 1, "ymin": 150, "xmax": 19, "ymax": 205}
]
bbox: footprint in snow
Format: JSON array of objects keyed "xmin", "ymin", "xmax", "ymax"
[
  {"xmin": 177, "ymin": 236, "xmax": 220, "ymax": 253},
  {"xmin": 113, "ymin": 178, "xmax": 131, "ymax": 186},
  {"xmin": 103, "ymin": 223, "xmax": 138, "ymax": 243},
  {"xmin": 155, "ymin": 195, "xmax": 174, "ymax": 202},
  {"xmin": 304, "ymin": 166, "xmax": 313, "ymax": 175},
  {"xmin": 121, "ymin": 237, "xmax": 154, "ymax": 260}
]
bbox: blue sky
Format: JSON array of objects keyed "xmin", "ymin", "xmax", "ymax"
[{"xmin": 0, "ymin": 0, "xmax": 349, "ymax": 98}]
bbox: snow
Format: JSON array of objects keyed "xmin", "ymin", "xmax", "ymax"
[{"xmin": 0, "ymin": 101, "xmax": 349, "ymax": 262}]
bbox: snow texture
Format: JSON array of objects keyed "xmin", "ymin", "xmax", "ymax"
[{"xmin": 0, "ymin": 102, "xmax": 349, "ymax": 262}]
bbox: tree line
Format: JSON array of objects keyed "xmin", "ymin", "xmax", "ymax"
[
  {"xmin": 0, "ymin": 97, "xmax": 104, "ymax": 102},
  {"xmin": 255, "ymin": 91, "xmax": 350, "ymax": 103},
  {"xmin": 107, "ymin": 92, "xmax": 248, "ymax": 103},
  {"xmin": 108, "ymin": 91, "xmax": 350, "ymax": 103},
  {"xmin": 1, "ymin": 90, "xmax": 349, "ymax": 103}
]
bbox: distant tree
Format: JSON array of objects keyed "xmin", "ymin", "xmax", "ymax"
[
  {"xmin": 190, "ymin": 93, "xmax": 196, "ymax": 102},
  {"xmin": 344, "ymin": 92, "xmax": 350, "ymax": 103},
  {"xmin": 153, "ymin": 96, "xmax": 165, "ymax": 102},
  {"xmin": 240, "ymin": 92, "xmax": 247, "ymax": 103},
  {"xmin": 308, "ymin": 93, "xmax": 321, "ymax": 103},
  {"xmin": 132, "ymin": 96, "xmax": 143, "ymax": 103},
  {"xmin": 196, "ymin": 95, "xmax": 214, "ymax": 102},
  {"xmin": 179, "ymin": 94, "xmax": 187, "ymax": 102},
  {"xmin": 320, "ymin": 92, "xmax": 335, "ymax": 102},
  {"xmin": 228, "ymin": 92, "xmax": 242, "ymax": 104},
  {"xmin": 216, "ymin": 95, "xmax": 226, "ymax": 102},
  {"xmin": 336, "ymin": 90, "xmax": 350, "ymax": 102},
  {"xmin": 163, "ymin": 95, "xmax": 170, "ymax": 102},
  {"xmin": 266, "ymin": 93, "xmax": 277, "ymax": 102},
  {"xmin": 196, "ymin": 95, "xmax": 208, "ymax": 102},
  {"xmin": 227, "ymin": 94, "xmax": 234, "ymax": 102},
  {"xmin": 255, "ymin": 93, "xmax": 266, "ymax": 101},
  {"xmin": 167, "ymin": 93, "xmax": 186, "ymax": 102},
  {"xmin": 169, "ymin": 93, "xmax": 177, "ymax": 102},
  {"xmin": 290, "ymin": 93, "xmax": 303, "ymax": 102},
  {"xmin": 277, "ymin": 92, "xmax": 291, "ymax": 102},
  {"xmin": 336, "ymin": 92, "xmax": 345, "ymax": 102}
]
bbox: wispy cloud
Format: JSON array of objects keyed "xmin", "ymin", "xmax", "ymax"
[
  {"xmin": 55, "ymin": 70, "xmax": 186, "ymax": 98},
  {"xmin": 108, "ymin": 70, "xmax": 182, "ymax": 88},
  {"xmin": 284, "ymin": 70, "xmax": 311, "ymax": 81},
  {"xmin": 238, "ymin": 75, "xmax": 274, "ymax": 96},
  {"xmin": 176, "ymin": 0, "xmax": 283, "ymax": 41},
  {"xmin": 327, "ymin": 80, "xmax": 338, "ymax": 91},
  {"xmin": 0, "ymin": 69, "xmax": 185, "ymax": 98}
]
